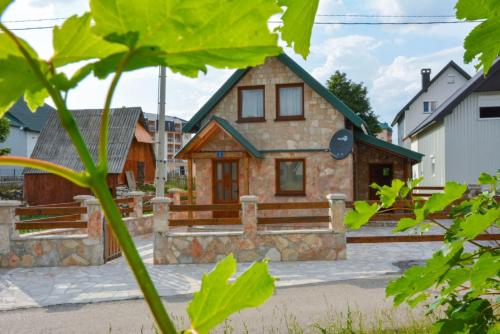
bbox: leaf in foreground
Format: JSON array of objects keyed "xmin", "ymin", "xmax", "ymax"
[
  {"xmin": 186, "ymin": 254, "xmax": 275, "ymax": 334},
  {"xmin": 344, "ymin": 201, "xmax": 379, "ymax": 229}
]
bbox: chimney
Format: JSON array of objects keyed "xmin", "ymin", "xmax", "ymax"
[{"xmin": 421, "ymin": 68, "xmax": 431, "ymax": 91}]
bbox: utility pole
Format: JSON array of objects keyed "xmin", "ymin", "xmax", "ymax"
[{"xmin": 156, "ymin": 66, "xmax": 166, "ymax": 197}]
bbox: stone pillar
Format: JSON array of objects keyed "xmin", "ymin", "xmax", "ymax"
[
  {"xmin": 241, "ymin": 195, "xmax": 258, "ymax": 237},
  {"xmin": 0, "ymin": 200, "xmax": 21, "ymax": 256},
  {"xmin": 152, "ymin": 197, "xmax": 172, "ymax": 233},
  {"xmin": 168, "ymin": 188, "xmax": 183, "ymax": 205},
  {"xmin": 327, "ymin": 193, "xmax": 347, "ymax": 233},
  {"xmin": 74, "ymin": 195, "xmax": 94, "ymax": 221},
  {"xmin": 85, "ymin": 198, "xmax": 103, "ymax": 241},
  {"xmin": 129, "ymin": 191, "xmax": 145, "ymax": 218}
]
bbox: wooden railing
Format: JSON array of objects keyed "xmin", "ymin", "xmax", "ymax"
[
  {"xmin": 257, "ymin": 201, "xmax": 330, "ymax": 225},
  {"xmin": 168, "ymin": 203, "xmax": 241, "ymax": 226},
  {"xmin": 411, "ymin": 186, "xmax": 445, "ymax": 198},
  {"xmin": 15, "ymin": 206, "xmax": 87, "ymax": 230},
  {"xmin": 114, "ymin": 197, "xmax": 134, "ymax": 216}
]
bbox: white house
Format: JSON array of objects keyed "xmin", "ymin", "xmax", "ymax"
[
  {"xmin": 407, "ymin": 59, "xmax": 500, "ymax": 186},
  {"xmin": 392, "ymin": 61, "xmax": 471, "ymax": 149},
  {"xmin": 0, "ymin": 100, "xmax": 54, "ymax": 177}
]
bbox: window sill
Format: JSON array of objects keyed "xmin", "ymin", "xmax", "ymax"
[
  {"xmin": 275, "ymin": 192, "xmax": 306, "ymax": 197},
  {"xmin": 274, "ymin": 117, "xmax": 306, "ymax": 122},
  {"xmin": 236, "ymin": 118, "xmax": 266, "ymax": 123}
]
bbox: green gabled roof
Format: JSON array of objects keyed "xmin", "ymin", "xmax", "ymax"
[
  {"xmin": 182, "ymin": 53, "xmax": 368, "ymax": 133},
  {"xmin": 354, "ymin": 131, "xmax": 423, "ymax": 162},
  {"xmin": 176, "ymin": 116, "xmax": 264, "ymax": 159}
]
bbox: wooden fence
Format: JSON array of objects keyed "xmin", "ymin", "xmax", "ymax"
[
  {"xmin": 15, "ymin": 205, "xmax": 86, "ymax": 230},
  {"xmin": 169, "ymin": 203, "xmax": 241, "ymax": 226},
  {"xmin": 257, "ymin": 201, "xmax": 330, "ymax": 225}
]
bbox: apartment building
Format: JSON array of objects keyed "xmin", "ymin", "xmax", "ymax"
[{"xmin": 144, "ymin": 113, "xmax": 191, "ymax": 175}]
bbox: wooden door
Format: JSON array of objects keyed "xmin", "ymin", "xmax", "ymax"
[
  {"xmin": 137, "ymin": 161, "xmax": 145, "ymax": 185},
  {"xmin": 213, "ymin": 160, "xmax": 239, "ymax": 218},
  {"xmin": 369, "ymin": 164, "xmax": 393, "ymax": 200}
]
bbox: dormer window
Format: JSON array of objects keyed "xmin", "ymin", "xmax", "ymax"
[
  {"xmin": 423, "ymin": 101, "xmax": 437, "ymax": 113},
  {"xmin": 276, "ymin": 83, "xmax": 305, "ymax": 121},
  {"xmin": 447, "ymin": 75, "xmax": 456, "ymax": 84},
  {"xmin": 238, "ymin": 86, "xmax": 265, "ymax": 122}
]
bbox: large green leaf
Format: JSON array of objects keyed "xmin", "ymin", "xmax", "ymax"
[
  {"xmin": 186, "ymin": 254, "xmax": 275, "ymax": 334},
  {"xmin": 457, "ymin": 207, "xmax": 500, "ymax": 239},
  {"xmin": 51, "ymin": 13, "xmax": 126, "ymax": 67},
  {"xmin": 424, "ymin": 182, "xmax": 467, "ymax": 213},
  {"xmin": 0, "ymin": 0, "xmax": 13, "ymax": 17},
  {"xmin": 456, "ymin": 0, "xmax": 500, "ymax": 73},
  {"xmin": 90, "ymin": 0, "xmax": 283, "ymax": 77},
  {"xmin": 277, "ymin": 0, "xmax": 319, "ymax": 58},
  {"xmin": 344, "ymin": 201, "xmax": 379, "ymax": 229}
]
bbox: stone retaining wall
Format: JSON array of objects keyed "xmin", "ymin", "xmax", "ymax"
[{"xmin": 153, "ymin": 194, "xmax": 347, "ymax": 264}]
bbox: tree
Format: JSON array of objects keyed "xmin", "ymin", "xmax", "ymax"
[
  {"xmin": 0, "ymin": 0, "xmax": 319, "ymax": 333},
  {"xmin": 326, "ymin": 71, "xmax": 381, "ymax": 135},
  {"xmin": 0, "ymin": 117, "xmax": 10, "ymax": 155}
]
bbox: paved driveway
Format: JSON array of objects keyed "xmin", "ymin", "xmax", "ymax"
[{"xmin": 0, "ymin": 226, "xmax": 474, "ymax": 311}]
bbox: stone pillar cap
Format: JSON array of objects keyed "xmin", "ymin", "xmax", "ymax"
[
  {"xmin": 0, "ymin": 200, "xmax": 21, "ymax": 207},
  {"xmin": 129, "ymin": 191, "xmax": 145, "ymax": 196},
  {"xmin": 240, "ymin": 195, "xmax": 258, "ymax": 202},
  {"xmin": 167, "ymin": 188, "xmax": 184, "ymax": 194},
  {"xmin": 85, "ymin": 198, "xmax": 100, "ymax": 205},
  {"xmin": 327, "ymin": 193, "xmax": 347, "ymax": 201},
  {"xmin": 151, "ymin": 197, "xmax": 173, "ymax": 203},
  {"xmin": 73, "ymin": 195, "xmax": 94, "ymax": 201}
]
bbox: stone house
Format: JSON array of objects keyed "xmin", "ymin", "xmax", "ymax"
[{"xmin": 177, "ymin": 54, "xmax": 423, "ymax": 211}]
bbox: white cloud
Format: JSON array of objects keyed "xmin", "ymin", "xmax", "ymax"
[
  {"xmin": 311, "ymin": 35, "xmax": 382, "ymax": 82},
  {"xmin": 370, "ymin": 0, "xmax": 404, "ymax": 17}
]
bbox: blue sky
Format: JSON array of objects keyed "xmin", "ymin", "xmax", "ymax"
[{"xmin": 4, "ymin": 0, "xmax": 480, "ymax": 126}]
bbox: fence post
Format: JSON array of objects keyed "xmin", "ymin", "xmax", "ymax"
[
  {"xmin": 240, "ymin": 195, "xmax": 258, "ymax": 237},
  {"xmin": 152, "ymin": 197, "xmax": 172, "ymax": 233},
  {"xmin": 129, "ymin": 191, "xmax": 145, "ymax": 218},
  {"xmin": 0, "ymin": 200, "xmax": 21, "ymax": 258},
  {"xmin": 327, "ymin": 193, "xmax": 347, "ymax": 233},
  {"xmin": 168, "ymin": 188, "xmax": 183, "ymax": 205},
  {"xmin": 74, "ymin": 195, "xmax": 94, "ymax": 221}
]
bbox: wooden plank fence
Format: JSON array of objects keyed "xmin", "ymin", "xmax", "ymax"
[{"xmin": 15, "ymin": 206, "xmax": 86, "ymax": 231}]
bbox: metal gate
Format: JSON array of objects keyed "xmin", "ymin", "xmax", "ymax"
[{"xmin": 104, "ymin": 218, "xmax": 122, "ymax": 262}]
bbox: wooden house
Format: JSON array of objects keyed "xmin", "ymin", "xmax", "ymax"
[{"xmin": 24, "ymin": 107, "xmax": 155, "ymax": 205}]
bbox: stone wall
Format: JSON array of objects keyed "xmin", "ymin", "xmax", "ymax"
[
  {"xmin": 0, "ymin": 192, "xmax": 154, "ymax": 268},
  {"xmin": 154, "ymin": 194, "xmax": 347, "ymax": 264}
]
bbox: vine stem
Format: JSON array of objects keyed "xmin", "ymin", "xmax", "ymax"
[
  {"xmin": 98, "ymin": 49, "xmax": 135, "ymax": 172},
  {"xmin": 0, "ymin": 23, "xmax": 177, "ymax": 333},
  {"xmin": 0, "ymin": 156, "xmax": 89, "ymax": 187}
]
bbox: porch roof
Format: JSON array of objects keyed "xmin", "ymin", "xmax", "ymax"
[
  {"xmin": 354, "ymin": 132, "xmax": 424, "ymax": 162},
  {"xmin": 175, "ymin": 116, "xmax": 264, "ymax": 159}
]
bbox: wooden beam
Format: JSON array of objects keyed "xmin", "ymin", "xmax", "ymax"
[
  {"xmin": 257, "ymin": 216, "xmax": 330, "ymax": 224},
  {"xmin": 190, "ymin": 151, "xmax": 245, "ymax": 159},
  {"xmin": 170, "ymin": 217, "xmax": 241, "ymax": 226},
  {"xmin": 188, "ymin": 158, "xmax": 193, "ymax": 219},
  {"xmin": 170, "ymin": 203, "xmax": 241, "ymax": 212},
  {"xmin": 16, "ymin": 207, "xmax": 86, "ymax": 216},
  {"xmin": 16, "ymin": 220, "xmax": 87, "ymax": 230},
  {"xmin": 347, "ymin": 234, "xmax": 500, "ymax": 244},
  {"xmin": 257, "ymin": 202, "xmax": 329, "ymax": 210}
]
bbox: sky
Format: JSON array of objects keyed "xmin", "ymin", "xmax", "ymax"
[{"xmin": 3, "ymin": 0, "xmax": 480, "ymax": 127}]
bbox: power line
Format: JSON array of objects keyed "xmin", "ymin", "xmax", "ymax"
[
  {"xmin": 9, "ymin": 26, "xmax": 54, "ymax": 31},
  {"xmin": 1, "ymin": 17, "xmax": 66, "ymax": 23},
  {"xmin": 316, "ymin": 14, "xmax": 456, "ymax": 18}
]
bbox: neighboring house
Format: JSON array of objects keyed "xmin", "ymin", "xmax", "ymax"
[
  {"xmin": 144, "ymin": 113, "xmax": 191, "ymax": 175},
  {"xmin": 392, "ymin": 61, "xmax": 471, "ymax": 148},
  {"xmin": 176, "ymin": 54, "xmax": 422, "ymax": 212},
  {"xmin": 24, "ymin": 107, "xmax": 156, "ymax": 205},
  {"xmin": 408, "ymin": 59, "xmax": 500, "ymax": 186},
  {"xmin": 1, "ymin": 99, "xmax": 54, "ymax": 176},
  {"xmin": 376, "ymin": 122, "xmax": 393, "ymax": 143}
]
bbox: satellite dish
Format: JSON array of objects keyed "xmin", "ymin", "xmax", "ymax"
[{"xmin": 329, "ymin": 129, "xmax": 353, "ymax": 160}]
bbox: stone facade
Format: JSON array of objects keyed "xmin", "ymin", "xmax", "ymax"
[
  {"xmin": 192, "ymin": 57, "xmax": 353, "ymax": 209},
  {"xmin": 154, "ymin": 195, "xmax": 347, "ymax": 264}
]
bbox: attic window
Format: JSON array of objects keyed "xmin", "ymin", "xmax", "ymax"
[
  {"xmin": 479, "ymin": 106, "xmax": 500, "ymax": 119},
  {"xmin": 238, "ymin": 86, "xmax": 265, "ymax": 122},
  {"xmin": 423, "ymin": 101, "xmax": 437, "ymax": 113},
  {"xmin": 447, "ymin": 75, "xmax": 456, "ymax": 84}
]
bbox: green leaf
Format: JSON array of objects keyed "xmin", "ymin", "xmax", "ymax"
[
  {"xmin": 90, "ymin": 0, "xmax": 283, "ymax": 77},
  {"xmin": 0, "ymin": 0, "xmax": 13, "ymax": 17},
  {"xmin": 0, "ymin": 34, "xmax": 48, "ymax": 114},
  {"xmin": 51, "ymin": 13, "xmax": 126, "ymax": 68},
  {"xmin": 187, "ymin": 254, "xmax": 275, "ymax": 334},
  {"xmin": 478, "ymin": 172, "xmax": 498, "ymax": 189},
  {"xmin": 470, "ymin": 252, "xmax": 500, "ymax": 290},
  {"xmin": 457, "ymin": 207, "xmax": 500, "ymax": 239},
  {"xmin": 378, "ymin": 179, "xmax": 406, "ymax": 208},
  {"xmin": 456, "ymin": 0, "xmax": 500, "ymax": 73},
  {"xmin": 425, "ymin": 182, "xmax": 467, "ymax": 213},
  {"xmin": 276, "ymin": 0, "xmax": 319, "ymax": 58},
  {"xmin": 344, "ymin": 201, "xmax": 379, "ymax": 229}
]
